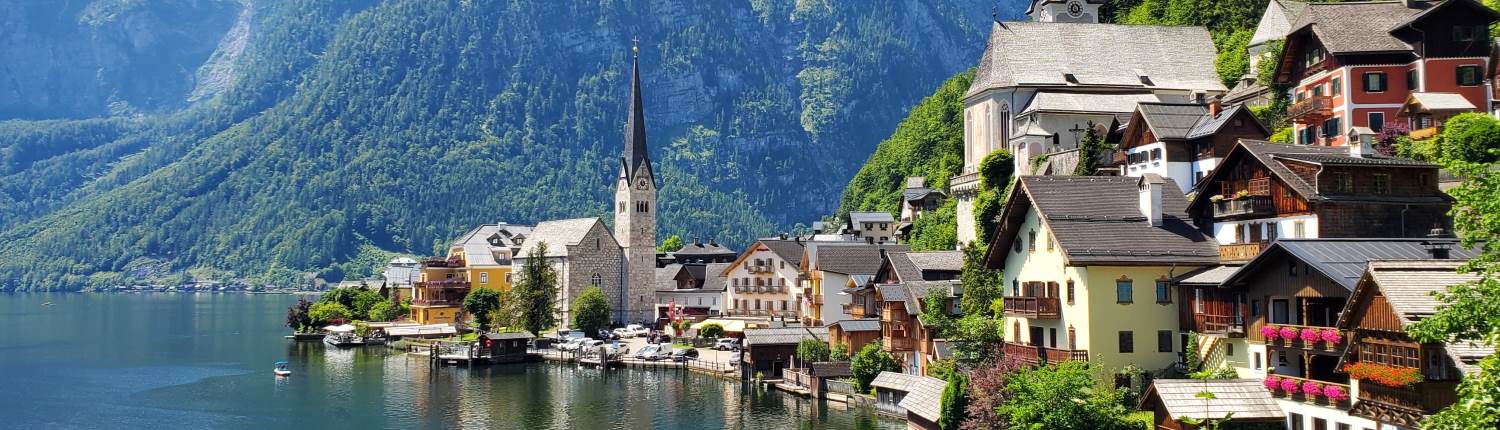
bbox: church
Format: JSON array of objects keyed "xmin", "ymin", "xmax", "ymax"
[{"xmin": 510, "ymin": 43, "xmax": 659, "ymax": 326}]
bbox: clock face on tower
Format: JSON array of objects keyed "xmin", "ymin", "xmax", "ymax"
[
  {"xmin": 636, "ymin": 179, "xmax": 648, "ymax": 190},
  {"xmin": 1067, "ymin": 0, "xmax": 1083, "ymax": 17}
]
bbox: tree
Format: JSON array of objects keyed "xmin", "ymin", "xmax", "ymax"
[
  {"xmin": 850, "ymin": 343, "xmax": 901, "ymax": 392},
  {"xmin": 939, "ymin": 371, "xmax": 969, "ymax": 430},
  {"xmin": 961, "ymin": 351, "xmax": 1021, "ymax": 430},
  {"xmin": 978, "ymin": 150, "xmax": 1014, "ymax": 192},
  {"xmin": 285, "ymin": 299, "xmax": 313, "ymax": 333},
  {"xmin": 657, "ymin": 234, "xmax": 684, "ymax": 253},
  {"xmin": 699, "ymin": 323, "xmax": 725, "ymax": 339},
  {"xmin": 921, "ymin": 287, "xmax": 955, "ymax": 337},
  {"xmin": 307, "ymin": 302, "xmax": 351, "ymax": 326},
  {"xmin": 830, "ymin": 343, "xmax": 851, "ymax": 362},
  {"xmin": 463, "ymin": 288, "xmax": 503, "ymax": 332},
  {"xmin": 1073, "ymin": 121, "xmax": 1104, "ymax": 176},
  {"xmin": 366, "ymin": 300, "xmax": 401, "ymax": 322},
  {"xmin": 997, "ymin": 361, "xmax": 1135, "ymax": 430},
  {"xmin": 953, "ymin": 245, "xmax": 1005, "ymax": 364},
  {"xmin": 318, "ymin": 286, "xmax": 384, "ymax": 320},
  {"xmin": 796, "ymin": 338, "xmax": 831, "ymax": 363},
  {"xmin": 571, "ymin": 287, "xmax": 611, "ymax": 335},
  {"xmin": 1405, "ymin": 155, "xmax": 1500, "ymax": 429},
  {"xmin": 511, "ymin": 242, "xmax": 559, "ymax": 337}
]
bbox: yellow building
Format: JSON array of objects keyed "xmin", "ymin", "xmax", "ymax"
[
  {"xmin": 411, "ymin": 223, "xmax": 532, "ymax": 325},
  {"xmin": 983, "ymin": 175, "xmax": 1218, "ymax": 375}
]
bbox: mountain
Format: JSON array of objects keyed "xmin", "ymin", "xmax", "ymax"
[{"xmin": 0, "ymin": 0, "xmax": 1013, "ymax": 291}]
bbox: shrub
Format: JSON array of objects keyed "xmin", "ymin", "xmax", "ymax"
[
  {"xmin": 796, "ymin": 338, "xmax": 831, "ymax": 363},
  {"xmin": 699, "ymin": 323, "xmax": 724, "ymax": 339},
  {"xmin": 979, "ymin": 149, "xmax": 1015, "ymax": 191},
  {"xmin": 850, "ymin": 343, "xmax": 900, "ymax": 392},
  {"xmin": 830, "ymin": 343, "xmax": 850, "ymax": 362},
  {"xmin": 570, "ymin": 287, "xmax": 611, "ymax": 335},
  {"xmin": 1439, "ymin": 112, "xmax": 1500, "ymax": 163}
]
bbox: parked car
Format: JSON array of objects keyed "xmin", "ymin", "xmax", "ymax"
[
  {"xmin": 577, "ymin": 339, "xmax": 605, "ymax": 355},
  {"xmin": 624, "ymin": 324, "xmax": 649, "ymax": 337},
  {"xmin": 632, "ymin": 344, "xmax": 661, "ymax": 360},
  {"xmin": 670, "ymin": 348, "xmax": 699, "ymax": 362},
  {"xmin": 611, "ymin": 327, "xmax": 633, "ymax": 339},
  {"xmin": 598, "ymin": 329, "xmax": 620, "ymax": 341},
  {"xmin": 606, "ymin": 341, "xmax": 629, "ymax": 356},
  {"xmin": 638, "ymin": 344, "xmax": 673, "ymax": 361},
  {"xmin": 713, "ymin": 338, "xmax": 740, "ymax": 351},
  {"xmin": 558, "ymin": 337, "xmax": 593, "ymax": 352}
]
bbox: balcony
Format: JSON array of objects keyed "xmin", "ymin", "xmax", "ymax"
[
  {"xmin": 1353, "ymin": 381, "xmax": 1459, "ymax": 418},
  {"xmin": 883, "ymin": 335, "xmax": 915, "ymax": 352},
  {"xmin": 1219, "ymin": 242, "xmax": 1266, "ymax": 263},
  {"xmin": 1288, "ymin": 95, "xmax": 1334, "ymax": 123},
  {"xmin": 1003, "ymin": 342, "xmax": 1088, "ymax": 366},
  {"xmin": 412, "ymin": 298, "xmax": 463, "ymax": 307},
  {"xmin": 422, "ymin": 257, "xmax": 464, "ymax": 268},
  {"xmin": 1255, "ymin": 324, "xmax": 1346, "ymax": 353},
  {"xmin": 810, "ymin": 295, "xmax": 823, "ymax": 305},
  {"xmin": 1003, "ymin": 296, "xmax": 1061, "ymax": 319},
  {"xmin": 418, "ymin": 279, "xmax": 471, "ymax": 289},
  {"xmin": 1264, "ymin": 374, "xmax": 1351, "ymax": 410},
  {"xmin": 1212, "ymin": 196, "xmax": 1274, "ymax": 220},
  {"xmin": 1195, "ymin": 313, "xmax": 1247, "ymax": 337},
  {"xmin": 1409, "ymin": 126, "xmax": 1438, "ymax": 140}
]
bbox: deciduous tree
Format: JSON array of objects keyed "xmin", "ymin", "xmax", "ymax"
[
  {"xmin": 850, "ymin": 343, "xmax": 900, "ymax": 392},
  {"xmin": 571, "ymin": 287, "xmax": 611, "ymax": 335},
  {"xmin": 463, "ymin": 288, "xmax": 503, "ymax": 332}
]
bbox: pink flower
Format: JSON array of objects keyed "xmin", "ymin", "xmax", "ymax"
[
  {"xmin": 1322, "ymin": 385, "xmax": 1348, "ymax": 401},
  {"xmin": 1261, "ymin": 326, "xmax": 1280, "ymax": 340},
  {"xmin": 1279, "ymin": 326, "xmax": 1299, "ymax": 340},
  {"xmin": 1300, "ymin": 327, "xmax": 1321, "ymax": 342},
  {"xmin": 1280, "ymin": 379, "xmax": 1299, "ymax": 393},
  {"xmin": 1263, "ymin": 377, "xmax": 1281, "ymax": 390},
  {"xmin": 1302, "ymin": 381, "xmax": 1322, "ymax": 396},
  {"xmin": 1320, "ymin": 328, "xmax": 1342, "ymax": 344}
]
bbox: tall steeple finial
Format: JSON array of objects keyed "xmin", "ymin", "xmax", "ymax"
[{"xmin": 622, "ymin": 38, "xmax": 652, "ymax": 182}]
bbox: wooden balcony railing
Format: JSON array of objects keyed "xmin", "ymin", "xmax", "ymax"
[
  {"xmin": 1409, "ymin": 126, "xmax": 1439, "ymax": 140},
  {"xmin": 1255, "ymin": 324, "xmax": 1346, "ymax": 352},
  {"xmin": 1196, "ymin": 313, "xmax": 1247, "ymax": 337},
  {"xmin": 1356, "ymin": 381, "xmax": 1460, "ymax": 416},
  {"xmin": 1003, "ymin": 342, "xmax": 1088, "ymax": 366},
  {"xmin": 417, "ymin": 279, "xmax": 471, "ymax": 289},
  {"xmin": 1265, "ymin": 373, "xmax": 1351, "ymax": 410},
  {"xmin": 884, "ymin": 335, "xmax": 915, "ymax": 352},
  {"xmin": 422, "ymin": 257, "xmax": 464, "ymax": 268},
  {"xmin": 1212, "ymin": 196, "xmax": 1274, "ymax": 220},
  {"xmin": 1003, "ymin": 296, "xmax": 1061, "ymax": 319},
  {"xmin": 1288, "ymin": 95, "xmax": 1334, "ymax": 123},
  {"xmin": 1219, "ymin": 242, "xmax": 1266, "ymax": 263},
  {"xmin": 412, "ymin": 298, "xmax": 463, "ymax": 307}
]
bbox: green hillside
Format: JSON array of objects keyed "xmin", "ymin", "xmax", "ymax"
[{"xmin": 0, "ymin": 0, "xmax": 994, "ymax": 291}]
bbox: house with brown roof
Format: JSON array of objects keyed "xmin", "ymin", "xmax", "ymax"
[
  {"xmin": 721, "ymin": 238, "xmax": 805, "ymax": 321},
  {"xmin": 1186, "ymin": 140, "xmax": 1452, "ymax": 264},
  {"xmin": 1334, "ymin": 259, "xmax": 1493, "ymax": 429},
  {"xmin": 798, "ymin": 242, "xmax": 909, "ymax": 326},
  {"xmin": 1116, "ymin": 102, "xmax": 1269, "ymax": 193},
  {"xmin": 653, "ymin": 262, "xmax": 729, "ymax": 322},
  {"xmin": 983, "ymin": 175, "xmax": 1218, "ymax": 374}
]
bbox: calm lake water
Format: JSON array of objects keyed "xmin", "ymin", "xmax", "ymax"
[{"xmin": 0, "ymin": 293, "xmax": 898, "ymax": 430}]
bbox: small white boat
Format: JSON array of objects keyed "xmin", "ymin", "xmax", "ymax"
[{"xmin": 273, "ymin": 361, "xmax": 291, "ymax": 377}]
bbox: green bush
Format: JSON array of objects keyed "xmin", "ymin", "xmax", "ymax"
[
  {"xmin": 571, "ymin": 287, "xmax": 611, "ymax": 335},
  {"xmin": 1439, "ymin": 112, "xmax": 1500, "ymax": 163},
  {"xmin": 367, "ymin": 300, "xmax": 401, "ymax": 322},
  {"xmin": 307, "ymin": 302, "xmax": 351, "ymax": 326},
  {"xmin": 796, "ymin": 338, "xmax": 831, "ymax": 362},
  {"xmin": 830, "ymin": 343, "xmax": 850, "ymax": 362},
  {"xmin": 979, "ymin": 149, "xmax": 1014, "ymax": 191},
  {"xmin": 1267, "ymin": 127, "xmax": 1293, "ymax": 143},
  {"xmin": 998, "ymin": 361, "xmax": 1136, "ymax": 430},
  {"xmin": 699, "ymin": 323, "xmax": 724, "ymax": 339},
  {"xmin": 850, "ymin": 343, "xmax": 900, "ymax": 392}
]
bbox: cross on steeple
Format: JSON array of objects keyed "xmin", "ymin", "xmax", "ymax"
[{"xmin": 632, "ymin": 36, "xmax": 640, "ymax": 58}]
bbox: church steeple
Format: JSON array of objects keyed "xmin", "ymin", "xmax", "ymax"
[{"xmin": 622, "ymin": 38, "xmax": 653, "ymax": 183}]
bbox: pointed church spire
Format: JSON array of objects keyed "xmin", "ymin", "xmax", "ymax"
[{"xmin": 622, "ymin": 37, "xmax": 652, "ymax": 182}]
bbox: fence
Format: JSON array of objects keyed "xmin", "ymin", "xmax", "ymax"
[{"xmin": 826, "ymin": 378, "xmax": 860, "ymax": 396}]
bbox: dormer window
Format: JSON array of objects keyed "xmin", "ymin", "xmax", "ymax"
[{"xmin": 1304, "ymin": 47, "xmax": 1325, "ymax": 68}]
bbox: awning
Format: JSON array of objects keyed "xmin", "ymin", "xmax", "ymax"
[
  {"xmin": 690, "ymin": 319, "xmax": 747, "ymax": 333},
  {"xmin": 385, "ymin": 324, "xmax": 457, "ymax": 337},
  {"xmin": 323, "ymin": 324, "xmax": 356, "ymax": 333}
]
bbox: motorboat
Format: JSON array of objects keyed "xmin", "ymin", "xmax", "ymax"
[{"xmin": 273, "ymin": 361, "xmax": 292, "ymax": 377}]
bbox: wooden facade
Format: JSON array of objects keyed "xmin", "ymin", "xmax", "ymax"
[{"xmin": 1338, "ymin": 281, "xmax": 1467, "ymax": 427}]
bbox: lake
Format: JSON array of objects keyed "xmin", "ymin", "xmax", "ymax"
[{"xmin": 0, "ymin": 293, "xmax": 898, "ymax": 429}]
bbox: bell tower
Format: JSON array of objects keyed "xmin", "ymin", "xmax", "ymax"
[
  {"xmin": 614, "ymin": 38, "xmax": 657, "ymax": 324},
  {"xmin": 1026, "ymin": 0, "xmax": 1101, "ymax": 23}
]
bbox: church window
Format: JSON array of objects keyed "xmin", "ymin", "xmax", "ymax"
[
  {"xmin": 999, "ymin": 104, "xmax": 1011, "ymax": 148},
  {"xmin": 591, "ymin": 273, "xmax": 601, "ymax": 287}
]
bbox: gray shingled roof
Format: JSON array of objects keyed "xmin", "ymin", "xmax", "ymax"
[
  {"xmin": 484, "ymin": 332, "xmax": 535, "ymax": 341},
  {"xmin": 1137, "ymin": 102, "xmax": 1211, "ymax": 140},
  {"xmin": 1175, "ymin": 265, "xmax": 1242, "ymax": 287},
  {"xmin": 1341, "ymin": 260, "xmax": 1494, "ymax": 375},
  {"xmin": 1406, "ymin": 92, "xmax": 1478, "ymax": 112},
  {"xmin": 906, "ymin": 251, "xmax": 964, "ymax": 274},
  {"xmin": 1144, "ymin": 379, "xmax": 1286, "ymax": 421},
  {"xmin": 743, "ymin": 327, "xmax": 829, "ymax": 346},
  {"xmin": 830, "ymin": 318, "xmax": 882, "ymax": 332},
  {"xmin": 808, "ymin": 361, "xmax": 853, "ymax": 378},
  {"xmin": 516, "ymin": 218, "xmax": 609, "ymax": 258},
  {"xmin": 903, "ymin": 187, "xmax": 945, "ymax": 202},
  {"xmin": 896, "ymin": 373, "xmax": 949, "ymax": 423},
  {"xmin": 1223, "ymin": 239, "xmax": 1475, "ymax": 291},
  {"xmin": 758, "ymin": 239, "xmax": 806, "ymax": 263},
  {"xmin": 1020, "ymin": 92, "xmax": 1163, "ymax": 115},
  {"xmin": 877, "ymin": 284, "xmax": 910, "ymax": 304},
  {"xmin": 1250, "ymin": 0, "xmax": 1309, "ymax": 47},
  {"xmin": 701, "ymin": 263, "xmax": 729, "ymax": 291},
  {"xmin": 655, "ymin": 264, "xmax": 682, "ymax": 291},
  {"xmin": 1188, "ymin": 140, "xmax": 1441, "ymax": 210},
  {"xmin": 967, "ymin": 21, "xmax": 1225, "ymax": 98},
  {"xmin": 1188, "ymin": 104, "xmax": 1263, "ymax": 139},
  {"xmin": 849, "ymin": 212, "xmax": 896, "ymax": 224},
  {"xmin": 673, "ymin": 240, "xmax": 736, "ymax": 256},
  {"xmin": 816, "ymin": 243, "xmax": 909, "ymax": 275},
  {"xmin": 1289, "ymin": 1, "xmax": 1423, "ymax": 55},
  {"xmin": 990, "ymin": 176, "xmax": 1218, "ymax": 267}
]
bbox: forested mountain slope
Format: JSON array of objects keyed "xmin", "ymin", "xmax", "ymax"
[{"xmin": 0, "ymin": 0, "xmax": 1003, "ymax": 290}]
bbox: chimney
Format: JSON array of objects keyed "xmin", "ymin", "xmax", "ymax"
[
  {"xmin": 779, "ymin": 232, "xmax": 789, "ymax": 240},
  {"xmin": 1424, "ymin": 227, "xmax": 1453, "ymax": 259},
  {"xmin": 708, "ymin": 238, "xmax": 718, "ymax": 247},
  {"xmin": 1349, "ymin": 128, "xmax": 1376, "ymax": 158},
  {"xmin": 1138, "ymin": 174, "xmax": 1165, "ymax": 227},
  {"xmin": 693, "ymin": 236, "xmax": 702, "ymax": 246},
  {"xmin": 1207, "ymin": 98, "xmax": 1222, "ymax": 117}
]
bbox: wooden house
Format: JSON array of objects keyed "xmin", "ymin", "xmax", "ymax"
[{"xmin": 1335, "ymin": 259, "xmax": 1493, "ymax": 429}]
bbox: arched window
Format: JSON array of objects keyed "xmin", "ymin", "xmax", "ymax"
[
  {"xmin": 591, "ymin": 273, "xmax": 602, "ymax": 287},
  {"xmin": 999, "ymin": 104, "xmax": 1011, "ymax": 151},
  {"xmin": 1013, "ymin": 321, "xmax": 1022, "ymax": 342}
]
